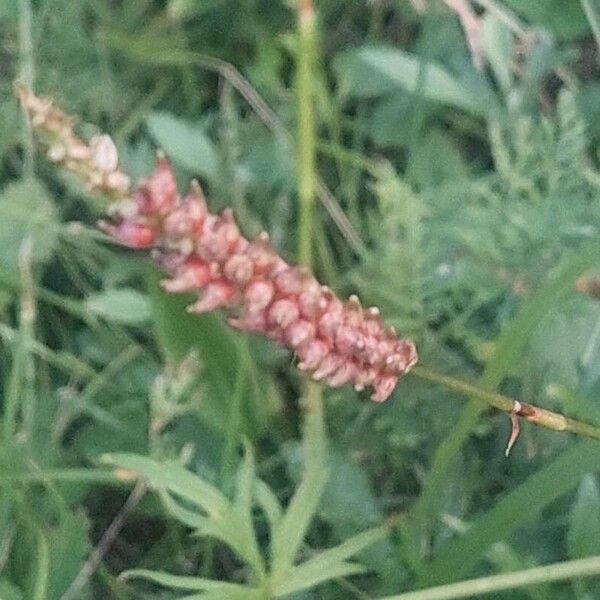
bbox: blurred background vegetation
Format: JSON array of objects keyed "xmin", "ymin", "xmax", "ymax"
[{"xmin": 3, "ymin": 0, "xmax": 600, "ymax": 598}]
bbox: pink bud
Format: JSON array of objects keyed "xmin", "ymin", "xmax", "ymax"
[
  {"xmin": 297, "ymin": 339, "xmax": 330, "ymax": 370},
  {"xmin": 162, "ymin": 258, "xmax": 211, "ymax": 293},
  {"xmin": 268, "ymin": 299, "xmax": 299, "ymax": 329},
  {"xmin": 326, "ymin": 362, "xmax": 356, "ymax": 387},
  {"xmin": 187, "ymin": 281, "xmax": 234, "ymax": 313},
  {"xmin": 275, "ymin": 267, "xmax": 310, "ymax": 295},
  {"xmin": 90, "ymin": 135, "xmax": 119, "ymax": 172},
  {"xmin": 224, "ymin": 254, "xmax": 253, "ymax": 284},
  {"xmin": 335, "ymin": 326, "xmax": 365, "ymax": 355},
  {"xmin": 243, "ymin": 280, "xmax": 274, "ymax": 313},
  {"xmin": 245, "ymin": 238, "xmax": 278, "ymax": 275},
  {"xmin": 135, "ymin": 156, "xmax": 178, "ymax": 215},
  {"xmin": 286, "ymin": 319, "xmax": 315, "ymax": 348},
  {"xmin": 312, "ymin": 354, "xmax": 343, "ymax": 381},
  {"xmin": 371, "ymin": 375, "xmax": 398, "ymax": 402},
  {"xmin": 99, "ymin": 220, "xmax": 156, "ymax": 248},
  {"xmin": 229, "ymin": 312, "xmax": 267, "ymax": 333}
]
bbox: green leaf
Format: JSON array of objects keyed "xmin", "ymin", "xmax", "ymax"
[
  {"xmin": 0, "ymin": 178, "xmax": 58, "ymax": 275},
  {"xmin": 0, "ymin": 579, "xmax": 23, "ymax": 600},
  {"xmin": 149, "ymin": 278, "xmax": 275, "ymax": 437},
  {"xmin": 122, "ymin": 568, "xmax": 260, "ymax": 596},
  {"xmin": 104, "ymin": 452, "xmax": 265, "ymax": 577},
  {"xmin": 272, "ymin": 526, "xmax": 386, "ymax": 596},
  {"xmin": 32, "ymin": 529, "xmax": 49, "ymax": 600},
  {"xmin": 85, "ymin": 288, "xmax": 151, "ymax": 324},
  {"xmin": 253, "ymin": 479, "xmax": 283, "ymax": 533},
  {"xmin": 270, "ymin": 464, "xmax": 328, "ymax": 577},
  {"xmin": 273, "ymin": 562, "xmax": 366, "ymax": 597},
  {"xmin": 481, "ymin": 14, "xmax": 514, "ymax": 93},
  {"xmin": 101, "ymin": 453, "xmax": 230, "ymax": 518},
  {"xmin": 379, "ymin": 555, "xmax": 600, "ymax": 600},
  {"xmin": 334, "ymin": 47, "xmax": 488, "ymax": 115},
  {"xmin": 0, "ymin": 0, "xmax": 17, "ymax": 19},
  {"xmin": 568, "ymin": 475, "xmax": 600, "ymax": 559},
  {"xmin": 319, "ymin": 447, "xmax": 382, "ymax": 534},
  {"xmin": 417, "ymin": 439, "xmax": 600, "ymax": 586},
  {"xmin": 147, "ymin": 112, "xmax": 217, "ymax": 179},
  {"xmin": 405, "ymin": 242, "xmax": 600, "ymax": 569},
  {"xmin": 504, "ymin": 0, "xmax": 588, "ymax": 40},
  {"xmin": 232, "ymin": 445, "xmax": 266, "ymax": 581}
]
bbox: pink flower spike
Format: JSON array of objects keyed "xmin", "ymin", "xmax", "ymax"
[{"xmin": 14, "ymin": 88, "xmax": 419, "ymax": 401}]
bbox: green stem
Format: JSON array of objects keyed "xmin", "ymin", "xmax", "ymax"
[
  {"xmin": 18, "ymin": 0, "xmax": 35, "ymax": 176},
  {"xmin": 296, "ymin": 0, "xmax": 317, "ymax": 266},
  {"xmin": 411, "ymin": 365, "xmax": 600, "ymax": 441},
  {"xmin": 1, "ymin": 469, "xmax": 127, "ymax": 485},
  {"xmin": 4, "ymin": 239, "xmax": 36, "ymax": 441},
  {"xmin": 379, "ymin": 554, "xmax": 600, "ymax": 600},
  {"xmin": 295, "ymin": 0, "xmax": 327, "ymax": 470}
]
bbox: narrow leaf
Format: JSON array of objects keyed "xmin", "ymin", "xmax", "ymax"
[
  {"xmin": 147, "ymin": 112, "xmax": 217, "ymax": 179},
  {"xmin": 417, "ymin": 439, "xmax": 600, "ymax": 586},
  {"xmin": 122, "ymin": 569, "xmax": 256, "ymax": 594},
  {"xmin": 334, "ymin": 47, "xmax": 488, "ymax": 115},
  {"xmin": 272, "ymin": 526, "xmax": 386, "ymax": 596},
  {"xmin": 101, "ymin": 453, "xmax": 230, "ymax": 518},
  {"xmin": 379, "ymin": 555, "xmax": 600, "ymax": 600}
]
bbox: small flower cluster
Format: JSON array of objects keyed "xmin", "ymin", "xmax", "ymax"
[
  {"xmin": 18, "ymin": 88, "xmax": 418, "ymax": 401},
  {"xmin": 16, "ymin": 86, "xmax": 130, "ymax": 197}
]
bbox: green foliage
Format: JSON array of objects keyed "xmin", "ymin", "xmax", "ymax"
[
  {"xmin": 103, "ymin": 440, "xmax": 385, "ymax": 598},
  {"xmin": 0, "ymin": 178, "xmax": 58, "ymax": 275},
  {"xmin": 3, "ymin": 1, "xmax": 600, "ymax": 598}
]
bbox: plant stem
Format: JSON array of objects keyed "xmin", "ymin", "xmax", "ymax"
[
  {"xmin": 379, "ymin": 554, "xmax": 600, "ymax": 600},
  {"xmin": 296, "ymin": 0, "xmax": 317, "ymax": 266},
  {"xmin": 18, "ymin": 0, "xmax": 35, "ymax": 176},
  {"xmin": 295, "ymin": 0, "xmax": 327, "ymax": 466},
  {"xmin": 1, "ymin": 469, "xmax": 127, "ymax": 485},
  {"xmin": 410, "ymin": 365, "xmax": 600, "ymax": 441}
]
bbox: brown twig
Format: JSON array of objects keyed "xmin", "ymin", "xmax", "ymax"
[{"xmin": 59, "ymin": 481, "xmax": 146, "ymax": 600}]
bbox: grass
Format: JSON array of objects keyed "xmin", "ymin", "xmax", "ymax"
[{"xmin": 2, "ymin": 0, "xmax": 600, "ymax": 598}]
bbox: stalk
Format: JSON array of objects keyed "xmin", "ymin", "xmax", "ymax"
[
  {"xmin": 411, "ymin": 366, "xmax": 600, "ymax": 442},
  {"xmin": 296, "ymin": 0, "xmax": 327, "ymax": 471},
  {"xmin": 296, "ymin": 0, "xmax": 317, "ymax": 267},
  {"xmin": 18, "ymin": 0, "xmax": 35, "ymax": 175}
]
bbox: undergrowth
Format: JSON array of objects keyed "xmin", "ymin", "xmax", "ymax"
[{"xmin": 3, "ymin": 0, "xmax": 600, "ymax": 598}]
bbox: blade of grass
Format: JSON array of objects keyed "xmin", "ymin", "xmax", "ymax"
[
  {"xmin": 404, "ymin": 241, "xmax": 600, "ymax": 568},
  {"xmin": 582, "ymin": 0, "xmax": 600, "ymax": 58},
  {"xmin": 32, "ymin": 528, "xmax": 50, "ymax": 600},
  {"xmin": 381, "ymin": 554, "xmax": 600, "ymax": 600},
  {"xmin": 0, "ymin": 323, "xmax": 96, "ymax": 380},
  {"xmin": 18, "ymin": 0, "xmax": 35, "ymax": 176},
  {"xmin": 1, "ymin": 469, "xmax": 130, "ymax": 486},
  {"xmin": 417, "ymin": 438, "xmax": 600, "ymax": 586}
]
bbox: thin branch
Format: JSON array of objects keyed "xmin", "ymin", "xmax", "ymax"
[
  {"xmin": 443, "ymin": 0, "xmax": 484, "ymax": 71},
  {"xmin": 411, "ymin": 366, "xmax": 600, "ymax": 444},
  {"xmin": 60, "ymin": 481, "xmax": 146, "ymax": 600},
  {"xmin": 379, "ymin": 554, "xmax": 600, "ymax": 600}
]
